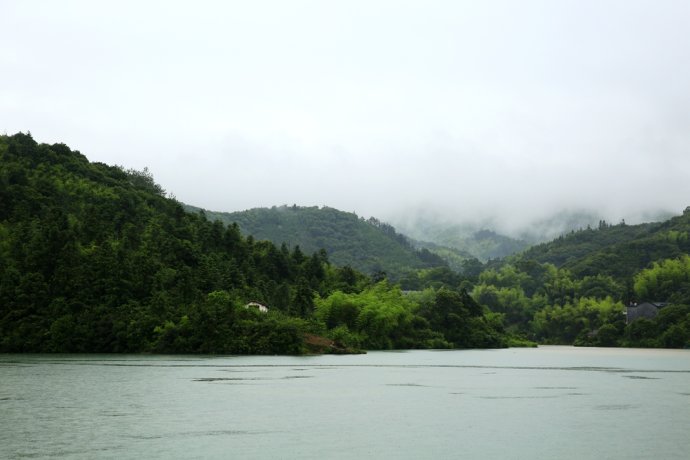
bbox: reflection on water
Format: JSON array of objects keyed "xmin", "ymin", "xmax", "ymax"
[{"xmin": 1, "ymin": 346, "xmax": 689, "ymax": 459}]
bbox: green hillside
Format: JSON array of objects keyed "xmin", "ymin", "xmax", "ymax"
[
  {"xmin": 184, "ymin": 205, "xmax": 448, "ymax": 279},
  {"xmin": 512, "ymin": 216, "xmax": 690, "ymax": 280},
  {"xmin": 396, "ymin": 221, "xmax": 530, "ymax": 262},
  {"xmin": 0, "ymin": 133, "xmax": 510, "ymax": 353},
  {"xmin": 4, "ymin": 131, "xmax": 685, "ymax": 351},
  {"xmin": 467, "ymin": 214, "xmax": 690, "ymax": 348},
  {"xmin": 410, "ymin": 239, "xmax": 474, "ymax": 272},
  {"xmin": 0, "ymin": 133, "xmax": 337, "ymax": 353}
]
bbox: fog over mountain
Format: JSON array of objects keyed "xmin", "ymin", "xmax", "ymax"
[
  {"xmin": 391, "ymin": 206, "xmax": 678, "ymax": 245},
  {"xmin": 3, "ymin": 1, "xmax": 689, "ymax": 231}
]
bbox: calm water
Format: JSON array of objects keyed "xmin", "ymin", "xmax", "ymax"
[{"xmin": 1, "ymin": 347, "xmax": 689, "ymax": 459}]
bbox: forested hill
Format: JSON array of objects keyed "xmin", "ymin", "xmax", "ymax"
[
  {"xmin": 395, "ymin": 221, "xmax": 530, "ymax": 262},
  {"xmin": 0, "ymin": 133, "xmax": 512, "ymax": 353},
  {"xmin": 184, "ymin": 205, "xmax": 448, "ymax": 279},
  {"xmin": 511, "ymin": 213, "xmax": 690, "ymax": 281},
  {"xmin": 468, "ymin": 211, "xmax": 690, "ymax": 348},
  {"xmin": 0, "ymin": 133, "xmax": 339, "ymax": 352}
]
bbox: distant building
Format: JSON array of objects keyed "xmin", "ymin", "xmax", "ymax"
[
  {"xmin": 245, "ymin": 301, "xmax": 269, "ymax": 313},
  {"xmin": 625, "ymin": 301, "xmax": 668, "ymax": 324}
]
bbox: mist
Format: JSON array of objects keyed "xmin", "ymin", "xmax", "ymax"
[{"xmin": 2, "ymin": 0, "xmax": 690, "ymax": 235}]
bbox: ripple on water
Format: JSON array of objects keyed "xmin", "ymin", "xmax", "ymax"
[
  {"xmin": 478, "ymin": 395, "xmax": 560, "ymax": 400},
  {"xmin": 99, "ymin": 410, "xmax": 133, "ymax": 417},
  {"xmin": 385, "ymin": 383, "xmax": 430, "ymax": 387},
  {"xmin": 594, "ymin": 404, "xmax": 638, "ymax": 411},
  {"xmin": 13, "ymin": 445, "xmax": 123, "ymax": 458},
  {"xmin": 534, "ymin": 386, "xmax": 578, "ymax": 390},
  {"xmin": 193, "ymin": 375, "xmax": 313, "ymax": 382},
  {"xmin": 128, "ymin": 429, "xmax": 274, "ymax": 440},
  {"xmin": 622, "ymin": 375, "xmax": 660, "ymax": 380}
]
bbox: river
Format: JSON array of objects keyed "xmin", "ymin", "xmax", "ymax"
[{"xmin": 1, "ymin": 346, "xmax": 689, "ymax": 459}]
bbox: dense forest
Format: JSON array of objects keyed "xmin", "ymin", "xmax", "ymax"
[
  {"xmin": 467, "ymin": 217, "xmax": 690, "ymax": 347},
  {"xmin": 185, "ymin": 205, "xmax": 494, "ymax": 292},
  {"xmin": 1, "ymin": 133, "xmax": 688, "ymax": 352},
  {"xmin": 0, "ymin": 133, "xmax": 513, "ymax": 353},
  {"xmin": 197, "ymin": 200, "xmax": 690, "ymax": 348},
  {"xmin": 184, "ymin": 204, "xmax": 449, "ymax": 279}
]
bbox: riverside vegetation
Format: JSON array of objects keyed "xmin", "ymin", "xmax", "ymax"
[
  {"xmin": 1, "ymin": 132, "xmax": 689, "ymax": 353},
  {"xmin": 0, "ymin": 133, "xmax": 509, "ymax": 353}
]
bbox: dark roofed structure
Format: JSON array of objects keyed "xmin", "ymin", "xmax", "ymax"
[{"xmin": 625, "ymin": 301, "xmax": 668, "ymax": 324}]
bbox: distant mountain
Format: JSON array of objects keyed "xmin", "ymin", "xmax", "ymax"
[
  {"xmin": 516, "ymin": 209, "xmax": 676, "ymax": 242},
  {"xmin": 392, "ymin": 208, "xmax": 676, "ymax": 262},
  {"xmin": 394, "ymin": 221, "xmax": 530, "ymax": 262},
  {"xmin": 516, "ymin": 210, "xmax": 607, "ymax": 242},
  {"xmin": 409, "ymin": 239, "xmax": 474, "ymax": 272},
  {"xmin": 184, "ymin": 205, "xmax": 448, "ymax": 278},
  {"xmin": 0, "ymin": 133, "xmax": 514, "ymax": 353},
  {"xmin": 0, "ymin": 133, "xmax": 347, "ymax": 353},
  {"xmin": 512, "ymin": 210, "xmax": 690, "ymax": 281},
  {"xmin": 467, "ymin": 209, "xmax": 690, "ymax": 348}
]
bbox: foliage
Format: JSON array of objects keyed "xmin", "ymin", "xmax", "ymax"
[
  {"xmin": 415, "ymin": 287, "xmax": 505, "ymax": 348},
  {"xmin": 398, "ymin": 266, "xmax": 466, "ymax": 291},
  {"xmin": 469, "ymin": 254, "xmax": 690, "ymax": 348},
  {"xmin": 513, "ymin": 215, "xmax": 690, "ymax": 282},
  {"xmin": 315, "ymin": 283, "xmax": 508, "ymax": 349},
  {"xmin": 531, "ymin": 297, "xmax": 625, "ymax": 344},
  {"xmin": 420, "ymin": 211, "xmax": 690, "ymax": 349},
  {"xmin": 184, "ymin": 204, "xmax": 448, "ymax": 280},
  {"xmin": 401, "ymin": 222, "xmax": 530, "ymax": 261},
  {"xmin": 408, "ymin": 240, "xmax": 474, "ymax": 272},
  {"xmin": 0, "ymin": 133, "xmax": 513, "ymax": 353},
  {"xmin": 633, "ymin": 255, "xmax": 690, "ymax": 303},
  {"xmin": 4, "ymin": 132, "xmax": 688, "ymax": 352},
  {"xmin": 316, "ymin": 283, "xmax": 448, "ymax": 349},
  {"xmin": 0, "ymin": 134, "xmax": 330, "ymax": 353}
]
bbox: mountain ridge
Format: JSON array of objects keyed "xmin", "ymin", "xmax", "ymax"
[
  {"xmin": 0, "ymin": 132, "xmax": 512, "ymax": 352},
  {"xmin": 509, "ymin": 212, "xmax": 689, "ymax": 281},
  {"xmin": 183, "ymin": 204, "xmax": 450, "ymax": 279}
]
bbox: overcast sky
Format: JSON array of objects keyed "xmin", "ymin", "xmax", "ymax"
[{"xmin": 2, "ymin": 0, "xmax": 690, "ymax": 231}]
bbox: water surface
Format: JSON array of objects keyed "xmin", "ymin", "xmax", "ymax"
[{"xmin": 1, "ymin": 346, "xmax": 689, "ymax": 459}]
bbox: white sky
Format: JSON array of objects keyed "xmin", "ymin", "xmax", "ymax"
[{"xmin": 2, "ymin": 0, "xmax": 690, "ymax": 230}]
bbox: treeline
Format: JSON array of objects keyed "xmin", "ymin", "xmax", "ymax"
[
  {"xmin": 466, "ymin": 254, "xmax": 690, "ymax": 348},
  {"xmin": 3, "ymin": 132, "xmax": 687, "ymax": 351},
  {"xmin": 0, "ymin": 133, "xmax": 511, "ymax": 353},
  {"xmin": 315, "ymin": 283, "xmax": 507, "ymax": 350},
  {"xmin": 401, "ymin": 222, "xmax": 530, "ymax": 262},
  {"xmin": 451, "ymin": 212, "xmax": 690, "ymax": 349},
  {"xmin": 516, "ymin": 214, "xmax": 690, "ymax": 281},
  {"xmin": 187, "ymin": 204, "xmax": 448, "ymax": 280}
]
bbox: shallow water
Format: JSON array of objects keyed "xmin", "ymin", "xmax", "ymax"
[{"xmin": 1, "ymin": 346, "xmax": 689, "ymax": 459}]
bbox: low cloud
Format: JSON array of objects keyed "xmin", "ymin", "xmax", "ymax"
[{"xmin": 2, "ymin": 1, "xmax": 689, "ymax": 233}]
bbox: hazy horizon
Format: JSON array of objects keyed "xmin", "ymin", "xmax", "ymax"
[{"xmin": 3, "ymin": 1, "xmax": 689, "ymax": 232}]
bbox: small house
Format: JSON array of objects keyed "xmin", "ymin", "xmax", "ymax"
[
  {"xmin": 245, "ymin": 301, "xmax": 269, "ymax": 313},
  {"xmin": 625, "ymin": 301, "xmax": 668, "ymax": 324}
]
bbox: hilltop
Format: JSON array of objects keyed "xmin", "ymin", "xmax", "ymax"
[
  {"xmin": 183, "ymin": 204, "xmax": 449, "ymax": 279},
  {"xmin": 511, "ymin": 214, "xmax": 690, "ymax": 281},
  {"xmin": 393, "ymin": 220, "xmax": 530, "ymax": 262},
  {"xmin": 467, "ymin": 211, "xmax": 690, "ymax": 348},
  {"xmin": 0, "ymin": 133, "xmax": 511, "ymax": 352}
]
